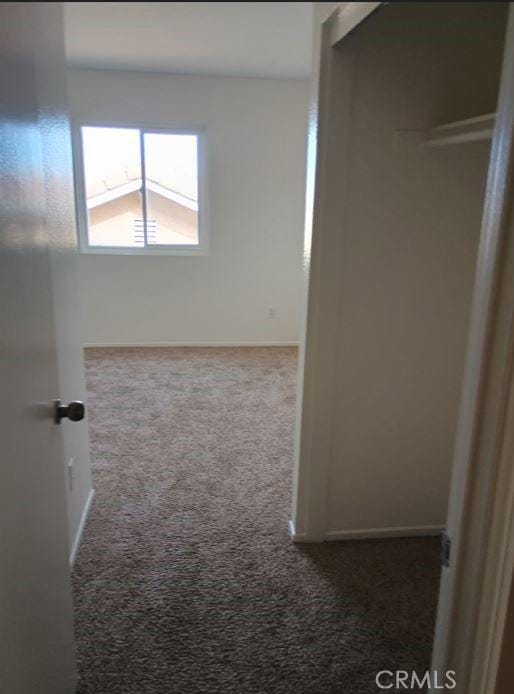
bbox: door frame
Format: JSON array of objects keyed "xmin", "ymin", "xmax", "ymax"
[
  {"xmin": 430, "ymin": 6, "xmax": 514, "ymax": 692},
  {"xmin": 292, "ymin": 3, "xmax": 514, "ymax": 693}
]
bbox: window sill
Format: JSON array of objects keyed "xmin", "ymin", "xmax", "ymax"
[{"xmin": 80, "ymin": 246, "xmax": 208, "ymax": 257}]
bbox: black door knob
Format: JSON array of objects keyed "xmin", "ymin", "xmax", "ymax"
[{"xmin": 55, "ymin": 399, "xmax": 85, "ymax": 424}]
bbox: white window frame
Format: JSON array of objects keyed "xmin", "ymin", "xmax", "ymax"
[{"xmin": 72, "ymin": 120, "xmax": 209, "ymax": 255}]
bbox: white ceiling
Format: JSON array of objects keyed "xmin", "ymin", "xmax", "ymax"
[{"xmin": 64, "ymin": 2, "xmax": 313, "ymax": 79}]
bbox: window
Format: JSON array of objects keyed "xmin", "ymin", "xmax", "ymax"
[{"xmin": 74, "ymin": 125, "xmax": 206, "ymax": 254}]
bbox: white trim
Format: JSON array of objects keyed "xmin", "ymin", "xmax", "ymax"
[
  {"xmin": 80, "ymin": 246, "xmax": 207, "ymax": 256},
  {"xmin": 79, "ymin": 246, "xmax": 207, "ymax": 256},
  {"xmin": 330, "ymin": 2, "xmax": 382, "ymax": 47},
  {"xmin": 289, "ymin": 519, "xmax": 443, "ymax": 543},
  {"xmin": 83, "ymin": 341, "xmax": 300, "ymax": 348},
  {"xmin": 292, "ymin": 9, "xmax": 359, "ymax": 544},
  {"xmin": 69, "ymin": 489, "xmax": 95, "ymax": 567},
  {"xmin": 430, "ymin": 8, "xmax": 514, "ymax": 691},
  {"xmin": 325, "ymin": 525, "xmax": 444, "ymax": 541},
  {"xmin": 288, "ymin": 519, "xmax": 311, "ymax": 543},
  {"xmin": 472, "ymin": 383, "xmax": 514, "ymax": 694}
]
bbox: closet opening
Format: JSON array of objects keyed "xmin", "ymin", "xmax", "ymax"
[{"xmin": 294, "ymin": 2, "xmax": 510, "ymax": 686}]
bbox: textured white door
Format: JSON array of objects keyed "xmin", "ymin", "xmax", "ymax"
[{"xmin": 0, "ymin": 3, "xmax": 77, "ymax": 692}]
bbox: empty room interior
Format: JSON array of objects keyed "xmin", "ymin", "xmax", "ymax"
[{"xmin": 4, "ymin": 2, "xmax": 514, "ymax": 694}]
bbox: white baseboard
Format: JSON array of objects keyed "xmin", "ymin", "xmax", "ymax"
[
  {"xmin": 324, "ymin": 525, "xmax": 444, "ymax": 541},
  {"xmin": 288, "ymin": 519, "xmax": 318, "ymax": 543},
  {"xmin": 289, "ymin": 519, "xmax": 303, "ymax": 542},
  {"xmin": 84, "ymin": 341, "xmax": 300, "ymax": 348},
  {"xmin": 69, "ymin": 488, "xmax": 95, "ymax": 567},
  {"xmin": 289, "ymin": 519, "xmax": 443, "ymax": 543}
]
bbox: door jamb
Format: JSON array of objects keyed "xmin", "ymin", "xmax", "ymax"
[
  {"xmin": 430, "ymin": 8, "xmax": 514, "ymax": 693},
  {"xmin": 291, "ymin": 4, "xmax": 361, "ymax": 542}
]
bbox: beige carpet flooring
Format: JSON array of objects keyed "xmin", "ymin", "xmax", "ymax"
[{"xmin": 73, "ymin": 347, "xmax": 440, "ymax": 693}]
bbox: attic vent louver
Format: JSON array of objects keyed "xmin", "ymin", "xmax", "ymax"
[{"xmin": 133, "ymin": 218, "xmax": 157, "ymax": 245}]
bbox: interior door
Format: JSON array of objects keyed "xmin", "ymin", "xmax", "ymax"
[{"xmin": 0, "ymin": 4, "xmax": 77, "ymax": 692}]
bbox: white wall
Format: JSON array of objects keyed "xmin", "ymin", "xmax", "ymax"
[
  {"xmin": 67, "ymin": 69, "xmax": 309, "ymax": 346},
  {"xmin": 293, "ymin": 2, "xmax": 508, "ymax": 539}
]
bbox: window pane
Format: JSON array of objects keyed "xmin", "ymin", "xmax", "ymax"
[
  {"xmin": 143, "ymin": 133, "xmax": 199, "ymax": 246},
  {"xmin": 81, "ymin": 126, "xmax": 143, "ymax": 247}
]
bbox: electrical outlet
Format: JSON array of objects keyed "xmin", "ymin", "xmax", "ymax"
[
  {"xmin": 267, "ymin": 307, "xmax": 276, "ymax": 319},
  {"xmin": 67, "ymin": 457, "xmax": 74, "ymax": 492}
]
